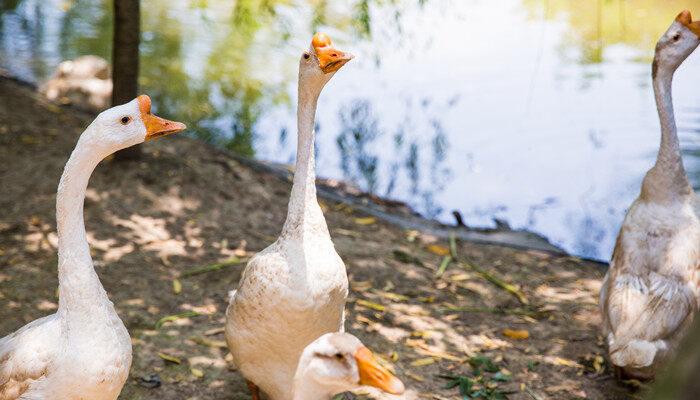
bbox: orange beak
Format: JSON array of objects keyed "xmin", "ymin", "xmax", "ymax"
[
  {"xmin": 137, "ymin": 95, "xmax": 186, "ymax": 140},
  {"xmin": 676, "ymin": 10, "xmax": 700, "ymax": 39},
  {"xmin": 355, "ymin": 347, "xmax": 405, "ymax": 395},
  {"xmin": 312, "ymin": 33, "xmax": 354, "ymax": 74}
]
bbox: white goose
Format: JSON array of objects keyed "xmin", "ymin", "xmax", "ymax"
[
  {"xmin": 225, "ymin": 33, "xmax": 353, "ymax": 400},
  {"xmin": 0, "ymin": 95, "xmax": 185, "ymax": 400},
  {"xmin": 293, "ymin": 333, "xmax": 404, "ymax": 400},
  {"xmin": 599, "ymin": 10, "xmax": 700, "ymax": 379}
]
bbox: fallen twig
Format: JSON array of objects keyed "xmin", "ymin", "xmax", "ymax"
[
  {"xmin": 181, "ymin": 257, "xmax": 249, "ymax": 277},
  {"xmin": 392, "ymin": 249, "xmax": 425, "ymax": 267},
  {"xmin": 154, "ymin": 311, "xmax": 201, "ymax": 329},
  {"xmin": 191, "ymin": 336, "xmax": 227, "ymax": 348},
  {"xmin": 449, "ymin": 231, "xmax": 458, "ymax": 259},
  {"xmin": 459, "ymin": 261, "xmax": 529, "ymax": 305},
  {"xmin": 448, "ymin": 234, "xmax": 529, "ymax": 305},
  {"xmin": 435, "ymin": 255, "xmax": 451, "ymax": 278},
  {"xmin": 524, "ymin": 385, "xmax": 543, "ymax": 400}
]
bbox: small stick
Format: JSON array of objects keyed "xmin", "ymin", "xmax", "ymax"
[
  {"xmin": 459, "ymin": 261, "xmax": 529, "ymax": 305},
  {"xmin": 449, "ymin": 234, "xmax": 528, "ymax": 305},
  {"xmin": 524, "ymin": 385, "xmax": 543, "ymax": 400},
  {"xmin": 191, "ymin": 336, "xmax": 228, "ymax": 348},
  {"xmin": 155, "ymin": 311, "xmax": 201, "ymax": 329},
  {"xmin": 449, "ymin": 231, "xmax": 459, "ymax": 259},
  {"xmin": 435, "ymin": 255, "xmax": 452, "ymax": 278},
  {"xmin": 181, "ymin": 257, "xmax": 249, "ymax": 277}
]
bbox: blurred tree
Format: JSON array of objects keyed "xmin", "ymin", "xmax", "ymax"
[
  {"xmin": 112, "ymin": 0, "xmax": 140, "ymax": 160},
  {"xmin": 646, "ymin": 317, "xmax": 700, "ymax": 400}
]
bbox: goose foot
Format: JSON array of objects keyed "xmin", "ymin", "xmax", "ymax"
[{"xmin": 246, "ymin": 379, "xmax": 260, "ymax": 400}]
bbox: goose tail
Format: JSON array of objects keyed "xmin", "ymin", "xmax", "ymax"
[{"xmin": 609, "ymin": 338, "xmax": 665, "ymax": 379}]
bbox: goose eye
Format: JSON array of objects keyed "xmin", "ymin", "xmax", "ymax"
[
  {"xmin": 303, "ymin": 52, "xmax": 310, "ymax": 60},
  {"xmin": 334, "ymin": 353, "xmax": 344, "ymax": 361},
  {"xmin": 120, "ymin": 116, "xmax": 131, "ymax": 125},
  {"xmin": 673, "ymin": 33, "xmax": 681, "ymax": 41}
]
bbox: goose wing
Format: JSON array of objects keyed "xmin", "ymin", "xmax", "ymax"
[
  {"xmin": 0, "ymin": 315, "xmax": 58, "ymax": 400},
  {"xmin": 601, "ymin": 231, "xmax": 696, "ymax": 357}
]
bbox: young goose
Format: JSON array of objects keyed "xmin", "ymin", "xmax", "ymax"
[
  {"xmin": 0, "ymin": 96, "xmax": 185, "ymax": 400},
  {"xmin": 599, "ymin": 10, "xmax": 700, "ymax": 380},
  {"xmin": 293, "ymin": 333, "xmax": 404, "ymax": 400},
  {"xmin": 225, "ymin": 33, "xmax": 353, "ymax": 400}
]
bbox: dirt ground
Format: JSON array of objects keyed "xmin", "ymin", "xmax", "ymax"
[{"xmin": 0, "ymin": 77, "xmax": 640, "ymax": 400}]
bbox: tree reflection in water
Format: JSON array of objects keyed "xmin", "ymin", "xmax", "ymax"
[{"xmin": 336, "ymin": 100, "xmax": 451, "ymax": 218}]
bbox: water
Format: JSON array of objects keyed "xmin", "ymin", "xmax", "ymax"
[{"xmin": 1, "ymin": 0, "xmax": 699, "ymax": 261}]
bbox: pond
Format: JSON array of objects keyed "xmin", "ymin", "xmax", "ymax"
[{"xmin": 1, "ymin": 0, "xmax": 699, "ymax": 261}]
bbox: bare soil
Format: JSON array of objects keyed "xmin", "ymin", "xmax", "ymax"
[{"xmin": 0, "ymin": 77, "xmax": 639, "ymax": 400}]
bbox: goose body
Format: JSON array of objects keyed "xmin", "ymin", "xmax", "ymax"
[
  {"xmin": 0, "ymin": 96, "xmax": 185, "ymax": 400},
  {"xmin": 599, "ymin": 10, "xmax": 700, "ymax": 379},
  {"xmin": 225, "ymin": 34, "xmax": 353, "ymax": 400}
]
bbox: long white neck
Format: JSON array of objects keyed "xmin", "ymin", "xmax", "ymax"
[
  {"xmin": 641, "ymin": 63, "xmax": 693, "ymax": 201},
  {"xmin": 281, "ymin": 81, "xmax": 329, "ymax": 237},
  {"xmin": 56, "ymin": 133, "xmax": 112, "ymax": 314}
]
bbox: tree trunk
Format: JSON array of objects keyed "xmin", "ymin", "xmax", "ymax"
[
  {"xmin": 645, "ymin": 317, "xmax": 700, "ymax": 400},
  {"xmin": 111, "ymin": 0, "xmax": 141, "ymax": 160}
]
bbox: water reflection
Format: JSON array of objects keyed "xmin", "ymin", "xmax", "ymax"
[
  {"xmin": 523, "ymin": 0, "xmax": 700, "ymax": 64},
  {"xmin": 1, "ymin": 0, "xmax": 699, "ymax": 260},
  {"xmin": 335, "ymin": 100, "xmax": 451, "ymax": 217},
  {"xmin": 337, "ymin": 100, "xmax": 380, "ymax": 193}
]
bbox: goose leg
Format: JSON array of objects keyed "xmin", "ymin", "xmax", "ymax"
[{"xmin": 246, "ymin": 379, "xmax": 260, "ymax": 400}]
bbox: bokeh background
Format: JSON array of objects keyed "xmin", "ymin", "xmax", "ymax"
[{"xmin": 1, "ymin": 0, "xmax": 699, "ymax": 261}]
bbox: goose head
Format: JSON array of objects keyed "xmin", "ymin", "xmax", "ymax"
[
  {"xmin": 653, "ymin": 10, "xmax": 700, "ymax": 77},
  {"xmin": 81, "ymin": 95, "xmax": 186, "ymax": 156},
  {"xmin": 299, "ymin": 33, "xmax": 354, "ymax": 94},
  {"xmin": 294, "ymin": 333, "xmax": 405, "ymax": 400}
]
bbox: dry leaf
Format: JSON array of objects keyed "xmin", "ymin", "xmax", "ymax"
[
  {"xmin": 390, "ymin": 351, "xmax": 399, "ymax": 362},
  {"xmin": 335, "ymin": 228, "xmax": 361, "ymax": 238},
  {"xmin": 545, "ymin": 384, "xmax": 578, "ymax": 393},
  {"xmin": 172, "ymin": 279, "xmax": 182, "ymax": 295},
  {"xmin": 555, "ymin": 357, "xmax": 584, "ymax": 368},
  {"xmin": 157, "ymin": 352, "xmax": 181, "ymax": 364},
  {"xmin": 417, "ymin": 349, "xmax": 462, "ymax": 362},
  {"xmin": 356, "ymin": 299, "xmax": 386, "ymax": 312},
  {"xmin": 426, "ymin": 245, "xmax": 450, "ymax": 256},
  {"xmin": 351, "ymin": 280, "xmax": 373, "ymax": 292},
  {"xmin": 355, "ymin": 217, "xmax": 376, "ymax": 225},
  {"xmin": 203, "ymin": 327, "xmax": 225, "ymax": 336},
  {"xmin": 191, "ymin": 336, "xmax": 227, "ymax": 348},
  {"xmin": 502, "ymin": 329, "xmax": 530, "ymax": 340},
  {"xmin": 410, "ymin": 357, "xmax": 437, "ymax": 366},
  {"xmin": 190, "ymin": 367, "xmax": 204, "ymax": 378},
  {"xmin": 593, "ymin": 355, "xmax": 604, "ymax": 373},
  {"xmin": 406, "ymin": 230, "xmax": 420, "ymax": 242},
  {"xmin": 318, "ymin": 200, "xmax": 329, "ymax": 212},
  {"xmin": 381, "ymin": 292, "xmax": 409, "ymax": 302},
  {"xmin": 161, "ymin": 255, "xmax": 171, "ymax": 267},
  {"xmin": 405, "ymin": 372, "xmax": 424, "ymax": 382}
]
